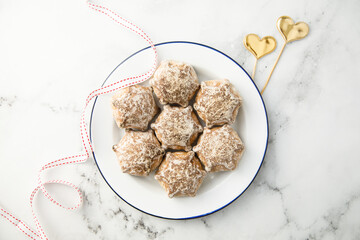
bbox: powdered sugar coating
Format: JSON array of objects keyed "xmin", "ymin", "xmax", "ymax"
[
  {"xmin": 193, "ymin": 125, "xmax": 245, "ymax": 172},
  {"xmin": 155, "ymin": 151, "xmax": 206, "ymax": 198},
  {"xmin": 150, "ymin": 60, "xmax": 199, "ymax": 107},
  {"xmin": 193, "ymin": 79, "xmax": 242, "ymax": 128},
  {"xmin": 111, "ymin": 85, "xmax": 159, "ymax": 131},
  {"xmin": 151, "ymin": 105, "xmax": 203, "ymax": 151},
  {"xmin": 112, "ymin": 130, "xmax": 165, "ymax": 176}
]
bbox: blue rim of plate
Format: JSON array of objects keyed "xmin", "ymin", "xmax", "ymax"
[{"xmin": 89, "ymin": 41, "xmax": 269, "ymax": 220}]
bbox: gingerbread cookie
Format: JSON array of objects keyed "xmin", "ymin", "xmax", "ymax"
[
  {"xmin": 111, "ymin": 85, "xmax": 159, "ymax": 131},
  {"xmin": 151, "ymin": 105, "xmax": 203, "ymax": 151},
  {"xmin": 112, "ymin": 130, "xmax": 165, "ymax": 176},
  {"xmin": 150, "ymin": 60, "xmax": 199, "ymax": 107},
  {"xmin": 155, "ymin": 151, "xmax": 206, "ymax": 198},
  {"xmin": 194, "ymin": 79, "xmax": 242, "ymax": 127},
  {"xmin": 193, "ymin": 124, "xmax": 244, "ymax": 172}
]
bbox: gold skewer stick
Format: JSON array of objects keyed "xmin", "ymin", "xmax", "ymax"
[
  {"xmin": 261, "ymin": 16, "xmax": 309, "ymax": 94},
  {"xmin": 243, "ymin": 34, "xmax": 277, "ymax": 81},
  {"xmin": 261, "ymin": 43, "xmax": 286, "ymax": 94},
  {"xmin": 251, "ymin": 59, "xmax": 258, "ymax": 79}
]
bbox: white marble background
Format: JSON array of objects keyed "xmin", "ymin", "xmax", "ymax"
[{"xmin": 1, "ymin": 0, "xmax": 360, "ymax": 239}]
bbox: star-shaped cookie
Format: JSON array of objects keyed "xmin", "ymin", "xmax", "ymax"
[
  {"xmin": 111, "ymin": 85, "xmax": 159, "ymax": 131},
  {"xmin": 150, "ymin": 60, "xmax": 199, "ymax": 107},
  {"xmin": 151, "ymin": 105, "xmax": 203, "ymax": 151},
  {"xmin": 155, "ymin": 151, "xmax": 206, "ymax": 198},
  {"xmin": 112, "ymin": 130, "xmax": 165, "ymax": 176},
  {"xmin": 193, "ymin": 124, "xmax": 245, "ymax": 172},
  {"xmin": 193, "ymin": 79, "xmax": 242, "ymax": 127}
]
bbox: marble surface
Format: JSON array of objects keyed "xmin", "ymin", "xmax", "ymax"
[{"xmin": 1, "ymin": 0, "xmax": 360, "ymax": 239}]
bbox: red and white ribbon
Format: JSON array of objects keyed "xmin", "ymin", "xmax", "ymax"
[{"xmin": 0, "ymin": 1, "xmax": 157, "ymax": 239}]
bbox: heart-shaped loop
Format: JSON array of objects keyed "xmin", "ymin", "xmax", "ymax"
[
  {"xmin": 243, "ymin": 34, "xmax": 277, "ymax": 59},
  {"xmin": 277, "ymin": 16, "xmax": 309, "ymax": 43}
]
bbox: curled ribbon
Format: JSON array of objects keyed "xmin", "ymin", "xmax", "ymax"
[{"xmin": 0, "ymin": 1, "xmax": 158, "ymax": 239}]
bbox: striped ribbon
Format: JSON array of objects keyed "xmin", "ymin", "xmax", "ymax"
[{"xmin": 0, "ymin": 1, "xmax": 157, "ymax": 239}]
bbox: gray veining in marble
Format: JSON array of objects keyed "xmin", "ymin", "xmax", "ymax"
[{"xmin": 1, "ymin": 0, "xmax": 360, "ymax": 239}]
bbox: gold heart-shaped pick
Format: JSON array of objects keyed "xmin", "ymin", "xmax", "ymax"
[
  {"xmin": 244, "ymin": 34, "xmax": 277, "ymax": 59},
  {"xmin": 277, "ymin": 16, "xmax": 309, "ymax": 43}
]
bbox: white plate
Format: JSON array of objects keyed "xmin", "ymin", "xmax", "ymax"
[{"xmin": 90, "ymin": 41, "xmax": 268, "ymax": 219}]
